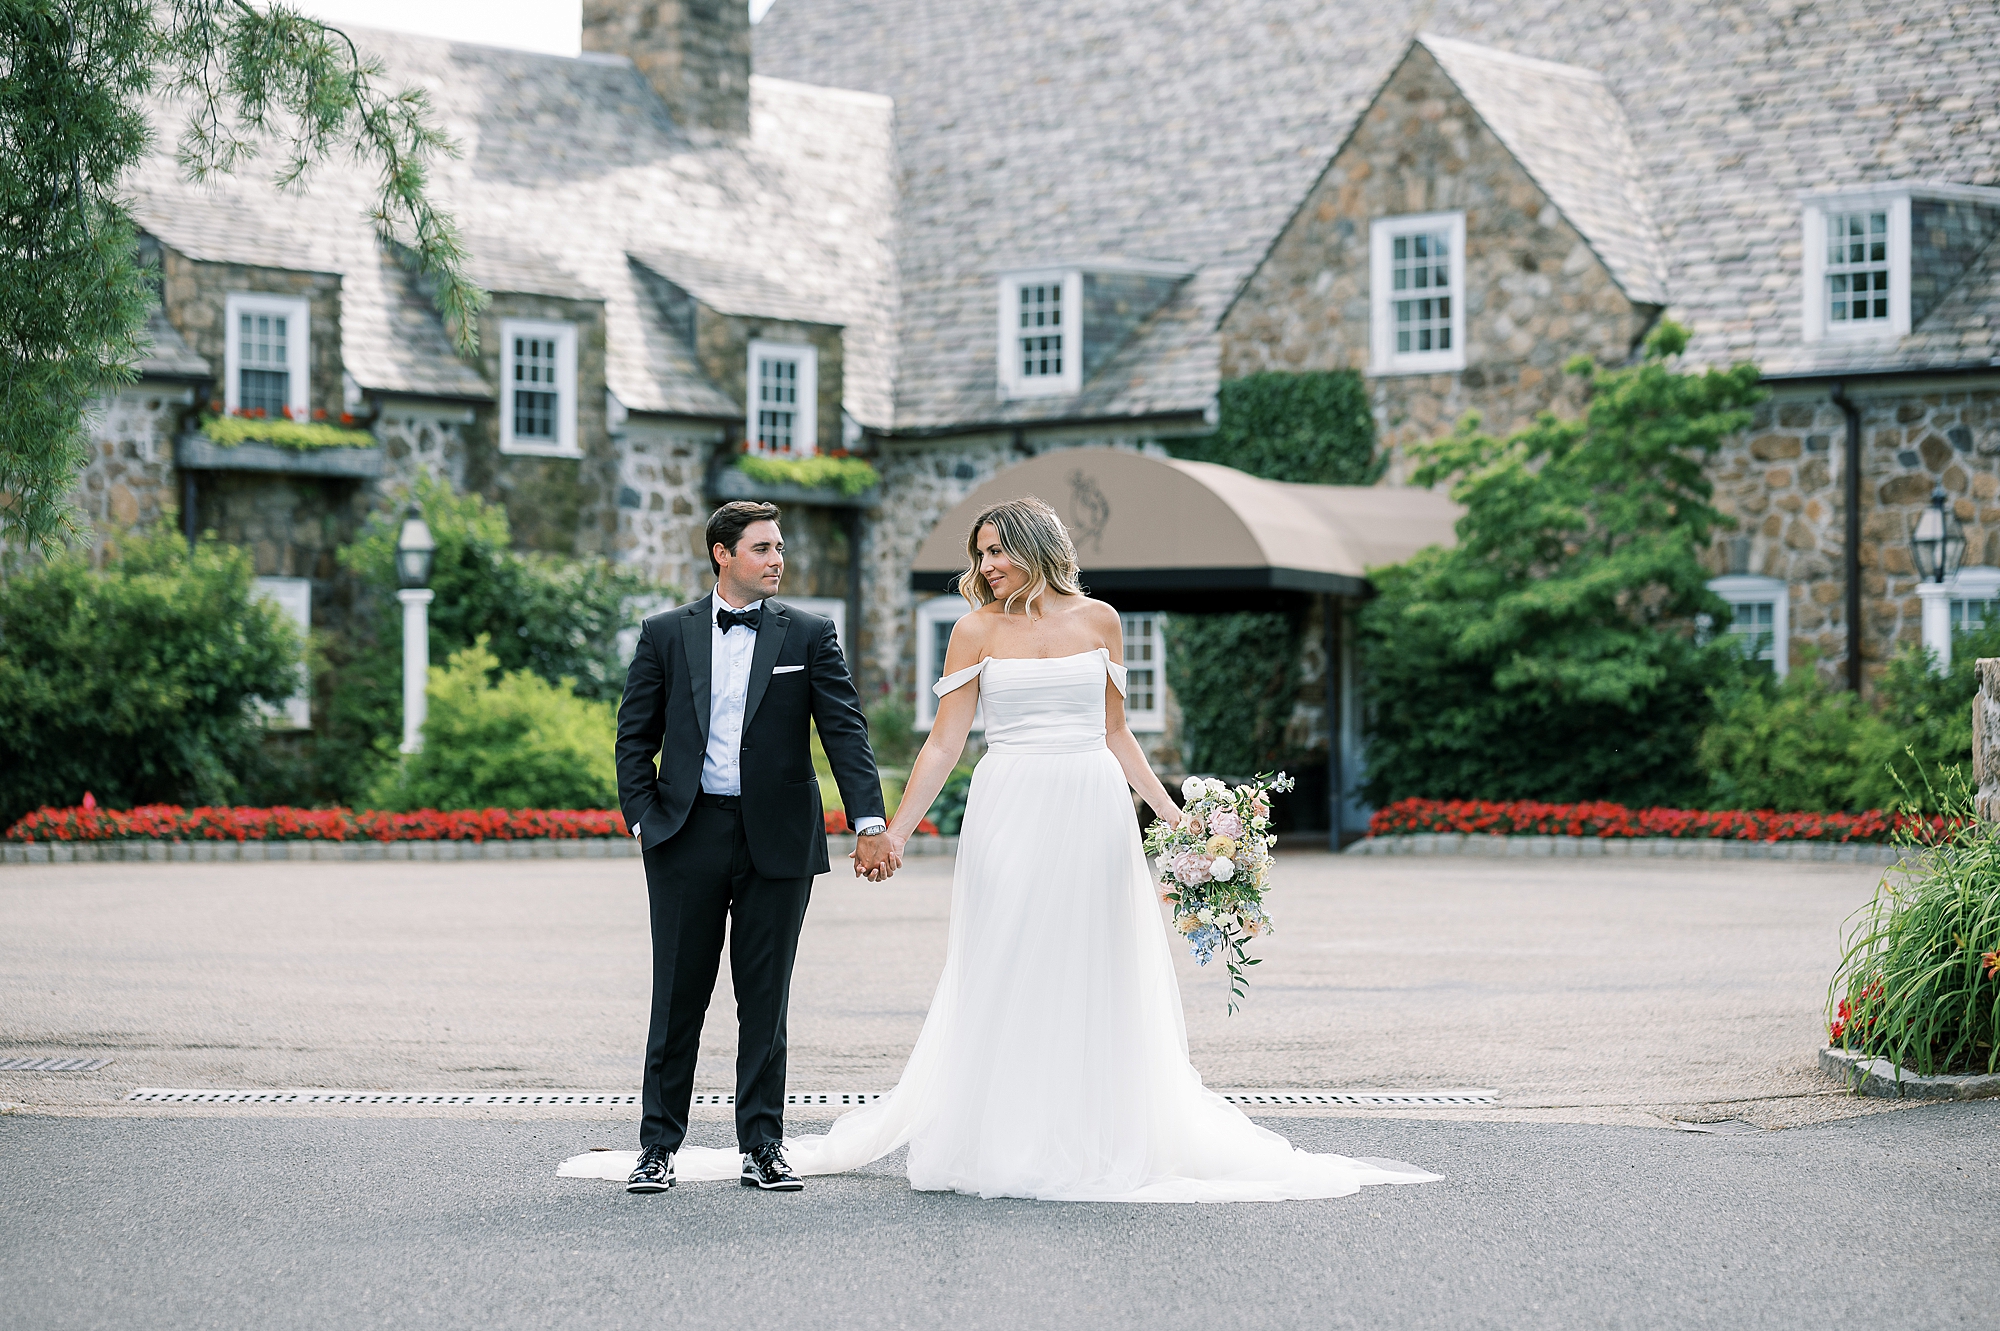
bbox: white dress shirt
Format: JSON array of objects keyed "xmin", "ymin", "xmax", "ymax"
[{"xmin": 636, "ymin": 591, "xmax": 883, "ymax": 837}]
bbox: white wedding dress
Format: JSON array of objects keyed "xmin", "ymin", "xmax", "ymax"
[{"xmin": 562, "ymin": 648, "xmax": 1439, "ymax": 1202}]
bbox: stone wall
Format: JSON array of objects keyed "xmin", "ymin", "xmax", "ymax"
[
  {"xmin": 73, "ymin": 384, "xmax": 192, "ymax": 561},
  {"xmin": 614, "ymin": 415, "xmax": 720, "ymax": 597},
  {"xmin": 1216, "ymin": 44, "xmax": 1653, "ymax": 482},
  {"xmin": 1707, "ymin": 381, "xmax": 2000, "ymax": 684}
]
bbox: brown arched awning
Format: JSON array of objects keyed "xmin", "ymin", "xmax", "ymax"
[{"xmin": 910, "ymin": 448, "xmax": 1459, "ymax": 604}]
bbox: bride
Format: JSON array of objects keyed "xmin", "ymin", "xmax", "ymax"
[{"xmin": 566, "ymin": 497, "xmax": 1437, "ymax": 1202}]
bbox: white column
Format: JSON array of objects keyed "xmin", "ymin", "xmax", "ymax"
[
  {"xmin": 398, "ymin": 588, "xmax": 435, "ymax": 753},
  {"xmin": 1917, "ymin": 580, "xmax": 1952, "ymax": 674}
]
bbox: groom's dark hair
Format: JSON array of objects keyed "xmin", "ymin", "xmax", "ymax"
[{"xmin": 707, "ymin": 501, "xmax": 783, "ymax": 573}]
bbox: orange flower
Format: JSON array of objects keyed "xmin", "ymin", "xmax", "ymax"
[{"xmin": 1982, "ymin": 950, "xmax": 2000, "ymax": 981}]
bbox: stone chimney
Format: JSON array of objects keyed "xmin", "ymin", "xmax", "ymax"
[{"xmin": 583, "ymin": 0, "xmax": 751, "ymax": 139}]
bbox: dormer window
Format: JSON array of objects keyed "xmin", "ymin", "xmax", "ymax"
[
  {"xmin": 498, "ymin": 319, "xmax": 579, "ymax": 456},
  {"xmin": 747, "ymin": 340, "xmax": 818, "ymax": 455},
  {"xmin": 224, "ymin": 292, "xmax": 310, "ymax": 419},
  {"xmin": 1803, "ymin": 193, "xmax": 1910, "ymax": 341},
  {"xmin": 1369, "ymin": 212, "xmax": 1467, "ymax": 374},
  {"xmin": 996, "ymin": 270, "xmax": 1082, "ymax": 398}
]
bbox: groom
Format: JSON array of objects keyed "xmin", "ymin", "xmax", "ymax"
[{"xmin": 615, "ymin": 500, "xmax": 894, "ymax": 1194}]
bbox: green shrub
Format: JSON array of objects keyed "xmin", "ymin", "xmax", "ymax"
[
  {"xmin": 1830, "ymin": 773, "xmax": 1999, "ymax": 1076},
  {"xmin": 1167, "ymin": 370, "xmax": 1380, "ymax": 485},
  {"xmin": 1360, "ymin": 323, "xmax": 1765, "ymax": 807},
  {"xmin": 1696, "ymin": 627, "xmax": 2000, "ymax": 814},
  {"xmin": 733, "ymin": 452, "xmax": 879, "ymax": 495},
  {"xmin": 1698, "ymin": 661, "xmax": 1899, "ymax": 812},
  {"xmin": 369, "ymin": 638, "xmax": 616, "ymax": 811},
  {"xmin": 200, "ymin": 414, "xmax": 375, "ymax": 450},
  {"xmin": 306, "ymin": 475, "xmax": 657, "ymax": 803},
  {"xmin": 1163, "ymin": 610, "xmax": 1305, "ymax": 778},
  {"xmin": 0, "ymin": 526, "xmax": 300, "ymax": 824},
  {"xmin": 866, "ymin": 695, "xmax": 917, "ymax": 769},
  {"xmin": 927, "ymin": 764, "xmax": 978, "ymax": 835}
]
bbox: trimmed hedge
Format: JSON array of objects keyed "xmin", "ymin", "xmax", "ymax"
[{"xmin": 1367, "ymin": 797, "xmax": 1962, "ymax": 844}]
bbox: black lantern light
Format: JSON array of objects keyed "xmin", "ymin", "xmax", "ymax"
[
  {"xmin": 395, "ymin": 503, "xmax": 436, "ymax": 589},
  {"xmin": 1909, "ymin": 483, "xmax": 1966, "ymax": 585}
]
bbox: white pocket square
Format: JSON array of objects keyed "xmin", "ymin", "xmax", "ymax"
[{"xmin": 771, "ymin": 664, "xmax": 805, "ymax": 674}]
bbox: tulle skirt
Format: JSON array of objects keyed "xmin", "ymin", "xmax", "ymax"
[{"xmin": 561, "ymin": 745, "xmax": 1439, "ymax": 1202}]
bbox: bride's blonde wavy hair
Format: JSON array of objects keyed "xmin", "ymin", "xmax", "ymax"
[{"xmin": 960, "ymin": 496, "xmax": 1083, "ymax": 615}]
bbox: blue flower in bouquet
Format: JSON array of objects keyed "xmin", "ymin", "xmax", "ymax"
[{"xmin": 1186, "ymin": 923, "xmax": 1223, "ymax": 964}]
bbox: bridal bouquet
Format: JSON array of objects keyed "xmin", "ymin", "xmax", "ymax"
[{"xmin": 1144, "ymin": 772, "xmax": 1294, "ymax": 1013}]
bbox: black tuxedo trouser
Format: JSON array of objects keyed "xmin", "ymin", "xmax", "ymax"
[{"xmin": 640, "ymin": 801, "xmax": 812, "ymax": 1154}]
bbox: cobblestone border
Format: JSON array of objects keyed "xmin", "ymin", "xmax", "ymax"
[
  {"xmin": 1819, "ymin": 1047, "xmax": 2000, "ymax": 1100},
  {"xmin": 2, "ymin": 833, "xmax": 957, "ymax": 866},
  {"xmin": 1345, "ymin": 833, "xmax": 1916, "ymax": 867}
]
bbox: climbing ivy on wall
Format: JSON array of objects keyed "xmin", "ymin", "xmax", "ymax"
[{"xmin": 1162, "ymin": 371, "xmax": 1378, "ymax": 781}]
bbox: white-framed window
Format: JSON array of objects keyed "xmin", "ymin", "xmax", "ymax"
[
  {"xmin": 224, "ymin": 293, "xmax": 311, "ymax": 421},
  {"xmin": 747, "ymin": 340, "xmax": 819, "ymax": 456},
  {"xmin": 1802, "ymin": 192, "xmax": 1911, "ymax": 342},
  {"xmin": 996, "ymin": 270, "xmax": 1082, "ymax": 399},
  {"xmin": 251, "ymin": 576, "xmax": 312, "ymax": 729},
  {"xmin": 915, "ymin": 595, "xmax": 981, "ymax": 732},
  {"xmin": 1707, "ymin": 574, "xmax": 1790, "ymax": 678},
  {"xmin": 1369, "ymin": 212, "xmax": 1466, "ymax": 375},
  {"xmin": 1119, "ymin": 611, "xmax": 1166, "ymax": 733},
  {"xmin": 1949, "ymin": 566, "xmax": 2000, "ymax": 634},
  {"xmin": 498, "ymin": 319, "xmax": 579, "ymax": 456}
]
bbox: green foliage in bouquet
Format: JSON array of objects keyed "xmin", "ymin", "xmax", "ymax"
[
  {"xmin": 1145, "ymin": 773, "xmax": 1294, "ymax": 1013},
  {"xmin": 0, "ymin": 525, "xmax": 300, "ymax": 823},
  {"xmin": 301, "ymin": 475, "xmax": 655, "ymax": 803},
  {"xmin": 1360, "ymin": 322, "xmax": 1765, "ymax": 807},
  {"xmin": 369, "ymin": 638, "xmax": 617, "ymax": 811},
  {"xmin": 1829, "ymin": 770, "xmax": 1999, "ymax": 1077}
]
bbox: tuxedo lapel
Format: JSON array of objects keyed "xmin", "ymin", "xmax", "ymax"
[
  {"xmin": 740, "ymin": 599, "xmax": 790, "ymax": 732},
  {"xmin": 682, "ymin": 595, "xmax": 714, "ymax": 744}
]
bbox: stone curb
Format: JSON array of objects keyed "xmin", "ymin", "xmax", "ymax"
[
  {"xmin": 1344, "ymin": 833, "xmax": 1916, "ymax": 867},
  {"xmin": 0, "ymin": 834, "xmax": 958, "ymax": 866},
  {"xmin": 1819, "ymin": 1046, "xmax": 2000, "ymax": 1100}
]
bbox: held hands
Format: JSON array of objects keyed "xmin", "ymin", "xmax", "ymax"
[{"xmin": 851, "ymin": 829, "xmax": 904, "ymax": 882}]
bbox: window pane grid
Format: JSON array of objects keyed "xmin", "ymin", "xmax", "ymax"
[
  {"xmin": 756, "ymin": 356, "xmax": 799, "ymax": 453},
  {"xmin": 1121, "ymin": 612, "xmax": 1160, "ymax": 716},
  {"xmin": 1951, "ymin": 599, "xmax": 1997, "ymax": 632},
  {"xmin": 1826, "ymin": 211, "xmax": 1890, "ymax": 325},
  {"xmin": 1726, "ymin": 600, "xmax": 1777, "ymax": 662},
  {"xmin": 511, "ymin": 336, "xmax": 560, "ymax": 440},
  {"xmin": 237, "ymin": 312, "xmax": 290, "ymax": 416},
  {"xmin": 1018, "ymin": 283, "xmax": 1064, "ymax": 377},
  {"xmin": 1391, "ymin": 232, "xmax": 1452, "ymax": 354}
]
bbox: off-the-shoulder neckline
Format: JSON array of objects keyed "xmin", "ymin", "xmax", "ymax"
[{"xmin": 978, "ymin": 647, "xmax": 1110, "ymax": 664}]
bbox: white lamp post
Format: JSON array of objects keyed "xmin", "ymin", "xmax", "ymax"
[
  {"xmin": 395, "ymin": 503, "xmax": 437, "ymax": 753},
  {"xmin": 1910, "ymin": 484, "xmax": 1966, "ymax": 674}
]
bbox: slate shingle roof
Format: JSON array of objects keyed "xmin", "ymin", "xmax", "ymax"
[
  {"xmin": 756, "ymin": 0, "xmax": 2000, "ymax": 426},
  {"xmin": 129, "ymin": 39, "xmax": 899, "ymax": 424}
]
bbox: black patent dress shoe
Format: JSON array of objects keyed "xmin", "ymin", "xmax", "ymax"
[
  {"xmin": 740, "ymin": 1142, "xmax": 804, "ymax": 1191},
  {"xmin": 627, "ymin": 1145, "xmax": 675, "ymax": 1193}
]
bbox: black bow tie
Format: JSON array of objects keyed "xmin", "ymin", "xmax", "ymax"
[{"xmin": 716, "ymin": 606, "xmax": 762, "ymax": 633}]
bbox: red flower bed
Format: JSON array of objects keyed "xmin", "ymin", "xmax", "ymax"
[
  {"xmin": 1367, "ymin": 798, "xmax": 1959, "ymax": 844},
  {"xmin": 8, "ymin": 805, "xmax": 943, "ymax": 842},
  {"xmin": 5, "ymin": 805, "xmax": 628, "ymax": 843}
]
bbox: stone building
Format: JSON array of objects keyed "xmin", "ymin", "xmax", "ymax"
[{"xmin": 85, "ymin": 0, "xmax": 2000, "ymax": 826}]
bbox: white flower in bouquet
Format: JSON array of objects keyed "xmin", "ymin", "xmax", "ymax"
[
  {"xmin": 1210, "ymin": 856, "xmax": 1235, "ymax": 881},
  {"xmin": 1181, "ymin": 775, "xmax": 1207, "ymax": 801},
  {"xmin": 1205, "ymin": 778, "xmax": 1230, "ymax": 797},
  {"xmin": 1196, "ymin": 907, "xmax": 1215, "ymax": 924}
]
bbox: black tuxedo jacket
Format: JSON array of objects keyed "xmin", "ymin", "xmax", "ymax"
[{"xmin": 615, "ymin": 594, "xmax": 885, "ymax": 878}]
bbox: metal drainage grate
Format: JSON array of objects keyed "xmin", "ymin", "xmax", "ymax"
[
  {"xmin": 0, "ymin": 1057, "xmax": 112, "ymax": 1072},
  {"xmin": 1221, "ymin": 1090, "xmax": 1497, "ymax": 1107}
]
